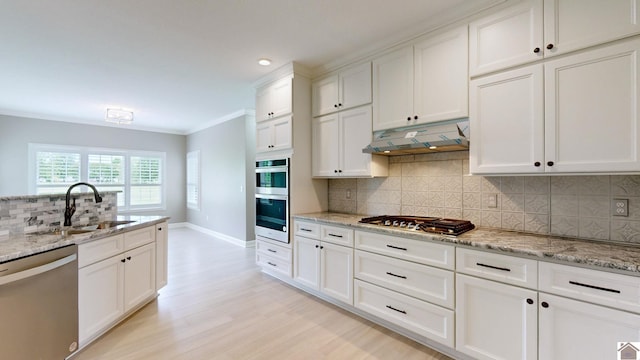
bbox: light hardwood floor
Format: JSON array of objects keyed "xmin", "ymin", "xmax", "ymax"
[{"xmin": 73, "ymin": 228, "xmax": 452, "ymax": 359}]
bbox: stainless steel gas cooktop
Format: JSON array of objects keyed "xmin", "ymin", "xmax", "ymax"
[{"xmin": 359, "ymin": 215, "xmax": 475, "ymax": 236}]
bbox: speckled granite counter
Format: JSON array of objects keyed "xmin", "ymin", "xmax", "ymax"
[
  {"xmin": 294, "ymin": 212, "xmax": 640, "ymax": 275},
  {"xmin": 0, "ymin": 215, "xmax": 169, "ymax": 263}
]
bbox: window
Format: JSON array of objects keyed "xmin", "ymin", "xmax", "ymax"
[
  {"xmin": 186, "ymin": 150, "xmax": 200, "ymax": 210},
  {"xmin": 29, "ymin": 144, "xmax": 166, "ymax": 211}
]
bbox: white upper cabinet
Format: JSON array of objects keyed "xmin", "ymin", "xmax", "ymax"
[
  {"xmin": 312, "ymin": 106, "xmax": 388, "ymax": 178},
  {"xmin": 471, "ymin": 38, "xmax": 640, "ymax": 174},
  {"xmin": 414, "ymin": 25, "xmax": 469, "ymax": 123},
  {"xmin": 256, "ymin": 76, "xmax": 292, "ymax": 122},
  {"xmin": 470, "ymin": 0, "xmax": 640, "ymax": 76},
  {"xmin": 255, "ymin": 115, "xmax": 293, "ymax": 153},
  {"xmin": 312, "ymin": 62, "xmax": 372, "ymax": 117},
  {"xmin": 373, "ymin": 26, "xmax": 468, "ymax": 131}
]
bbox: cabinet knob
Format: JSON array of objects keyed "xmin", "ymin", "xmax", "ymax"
[
  {"xmin": 541, "ymin": 301, "xmax": 549, "ymax": 308},
  {"xmin": 320, "ymin": 246, "xmax": 324, "ymax": 249},
  {"xmin": 334, "ymin": 104, "xmax": 338, "ymax": 108},
  {"xmin": 534, "ymin": 162, "xmax": 541, "ymax": 167},
  {"xmin": 526, "ymin": 298, "xmax": 534, "ymax": 305},
  {"xmin": 546, "ymin": 43, "xmax": 554, "ymax": 50},
  {"xmin": 334, "ymin": 169, "xmax": 338, "ymax": 173},
  {"xmin": 338, "ymin": 103, "xmax": 342, "ymax": 107},
  {"xmin": 121, "ymin": 259, "xmax": 126, "ymax": 263},
  {"xmin": 547, "ymin": 161, "xmax": 554, "ymax": 166},
  {"xmin": 407, "ymin": 117, "xmax": 411, "ymax": 121},
  {"xmin": 158, "ymin": 227, "xmax": 162, "ymax": 231},
  {"xmin": 414, "ymin": 115, "xmax": 418, "ymax": 120},
  {"xmin": 338, "ymin": 169, "xmax": 342, "ymax": 173},
  {"xmin": 533, "ymin": 47, "xmax": 540, "ymax": 53}
]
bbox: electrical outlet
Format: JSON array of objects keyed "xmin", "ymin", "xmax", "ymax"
[
  {"xmin": 487, "ymin": 193, "xmax": 498, "ymax": 208},
  {"xmin": 612, "ymin": 198, "xmax": 629, "ymax": 217},
  {"xmin": 346, "ymin": 189, "xmax": 352, "ymax": 200}
]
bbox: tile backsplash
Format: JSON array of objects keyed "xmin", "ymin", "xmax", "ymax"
[
  {"xmin": 328, "ymin": 151, "xmax": 640, "ymax": 245},
  {"xmin": 0, "ymin": 192, "xmax": 118, "ymax": 235}
]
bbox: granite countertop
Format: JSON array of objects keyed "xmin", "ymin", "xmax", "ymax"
[
  {"xmin": 0, "ymin": 215, "xmax": 169, "ymax": 263},
  {"xmin": 294, "ymin": 212, "xmax": 640, "ymax": 275}
]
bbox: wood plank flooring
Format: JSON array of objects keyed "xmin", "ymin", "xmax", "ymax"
[{"xmin": 72, "ymin": 228, "xmax": 452, "ymax": 359}]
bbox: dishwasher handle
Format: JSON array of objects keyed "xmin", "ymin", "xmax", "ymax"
[{"xmin": 0, "ymin": 254, "xmax": 77, "ymax": 286}]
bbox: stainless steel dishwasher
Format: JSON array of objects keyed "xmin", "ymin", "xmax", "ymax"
[{"xmin": 0, "ymin": 244, "xmax": 79, "ymax": 359}]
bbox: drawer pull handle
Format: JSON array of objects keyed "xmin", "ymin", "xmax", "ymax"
[
  {"xmin": 386, "ymin": 272, "xmax": 407, "ymax": 279},
  {"xmin": 267, "ymin": 262, "xmax": 277, "ymax": 267},
  {"xmin": 328, "ymin": 233, "xmax": 343, "ymax": 238},
  {"xmin": 569, "ymin": 281, "xmax": 621, "ymax": 294},
  {"xmin": 476, "ymin": 263, "xmax": 511, "ymax": 272},
  {"xmin": 386, "ymin": 244, "xmax": 408, "ymax": 251},
  {"xmin": 386, "ymin": 305, "xmax": 407, "ymax": 314},
  {"xmin": 267, "ymin": 249, "xmax": 277, "ymax": 253},
  {"xmin": 300, "ymin": 228, "xmax": 312, "ymax": 232}
]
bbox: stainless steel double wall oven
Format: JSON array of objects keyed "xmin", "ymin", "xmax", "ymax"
[{"xmin": 255, "ymin": 158, "xmax": 289, "ymax": 243}]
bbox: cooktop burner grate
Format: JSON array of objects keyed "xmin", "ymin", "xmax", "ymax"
[{"xmin": 359, "ymin": 215, "xmax": 475, "ymax": 236}]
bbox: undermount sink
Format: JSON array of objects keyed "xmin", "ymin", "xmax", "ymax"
[
  {"xmin": 81, "ymin": 220, "xmax": 136, "ymax": 230},
  {"xmin": 28, "ymin": 228, "xmax": 95, "ymax": 237}
]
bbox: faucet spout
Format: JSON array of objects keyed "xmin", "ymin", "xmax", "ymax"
[{"xmin": 64, "ymin": 182, "xmax": 103, "ymax": 227}]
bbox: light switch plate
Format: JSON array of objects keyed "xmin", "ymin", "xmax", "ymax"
[{"xmin": 612, "ymin": 198, "xmax": 629, "ymax": 217}]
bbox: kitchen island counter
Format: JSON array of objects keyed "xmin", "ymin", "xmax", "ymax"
[
  {"xmin": 294, "ymin": 212, "xmax": 640, "ymax": 275},
  {"xmin": 0, "ymin": 215, "xmax": 169, "ymax": 263}
]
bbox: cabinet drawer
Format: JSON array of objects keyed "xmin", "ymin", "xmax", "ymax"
[
  {"xmin": 294, "ymin": 221, "xmax": 320, "ymax": 239},
  {"xmin": 456, "ymin": 248, "xmax": 538, "ymax": 289},
  {"xmin": 257, "ymin": 252, "xmax": 292, "ymax": 278},
  {"xmin": 78, "ymin": 234, "xmax": 124, "ymax": 268},
  {"xmin": 539, "ymin": 262, "xmax": 640, "ymax": 314},
  {"xmin": 321, "ymin": 225, "xmax": 354, "ymax": 247},
  {"xmin": 354, "ymin": 279, "xmax": 454, "ymax": 347},
  {"xmin": 256, "ymin": 240, "xmax": 292, "ymax": 262},
  {"xmin": 355, "ymin": 250, "xmax": 454, "ymax": 309},
  {"xmin": 124, "ymin": 226, "xmax": 156, "ymax": 250},
  {"xmin": 355, "ymin": 231, "xmax": 454, "ymax": 270}
]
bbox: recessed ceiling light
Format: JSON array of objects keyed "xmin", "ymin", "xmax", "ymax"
[
  {"xmin": 105, "ymin": 108, "xmax": 134, "ymax": 125},
  {"xmin": 258, "ymin": 58, "xmax": 272, "ymax": 66}
]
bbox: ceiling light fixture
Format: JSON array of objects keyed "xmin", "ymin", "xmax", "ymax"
[
  {"xmin": 105, "ymin": 108, "xmax": 134, "ymax": 125},
  {"xmin": 258, "ymin": 58, "xmax": 272, "ymax": 66}
]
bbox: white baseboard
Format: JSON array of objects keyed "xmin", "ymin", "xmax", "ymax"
[{"xmin": 176, "ymin": 222, "xmax": 256, "ymax": 248}]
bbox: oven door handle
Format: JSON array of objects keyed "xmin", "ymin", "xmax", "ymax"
[
  {"xmin": 256, "ymin": 166, "xmax": 288, "ymax": 173},
  {"xmin": 255, "ymin": 193, "xmax": 288, "ymax": 201},
  {"xmin": 0, "ymin": 254, "xmax": 76, "ymax": 286}
]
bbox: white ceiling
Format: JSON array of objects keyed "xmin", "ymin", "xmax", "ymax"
[{"xmin": 0, "ymin": 0, "xmax": 501, "ymax": 134}]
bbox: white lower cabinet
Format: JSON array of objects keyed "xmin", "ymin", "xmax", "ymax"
[
  {"xmin": 155, "ymin": 221, "xmax": 168, "ymax": 290},
  {"xmin": 256, "ymin": 238, "xmax": 292, "ymax": 278},
  {"xmin": 539, "ymin": 293, "xmax": 640, "ymax": 360},
  {"xmin": 78, "ymin": 225, "xmax": 161, "ymax": 347},
  {"xmin": 293, "ymin": 221, "xmax": 354, "ymax": 305},
  {"xmin": 455, "ymin": 273, "xmax": 538, "ymax": 360},
  {"xmin": 354, "ymin": 279, "xmax": 454, "ymax": 347}
]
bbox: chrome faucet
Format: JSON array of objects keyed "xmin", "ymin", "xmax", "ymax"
[{"xmin": 64, "ymin": 182, "xmax": 103, "ymax": 227}]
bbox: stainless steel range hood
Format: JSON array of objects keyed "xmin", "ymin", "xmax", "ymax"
[{"xmin": 363, "ymin": 121, "xmax": 469, "ymax": 156}]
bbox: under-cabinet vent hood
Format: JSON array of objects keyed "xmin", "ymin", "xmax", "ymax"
[{"xmin": 363, "ymin": 121, "xmax": 469, "ymax": 156}]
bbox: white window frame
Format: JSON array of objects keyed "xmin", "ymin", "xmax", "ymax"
[
  {"xmin": 28, "ymin": 143, "xmax": 167, "ymax": 212},
  {"xmin": 186, "ymin": 150, "xmax": 201, "ymax": 210}
]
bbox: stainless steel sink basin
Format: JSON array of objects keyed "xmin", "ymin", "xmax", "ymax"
[
  {"xmin": 81, "ymin": 220, "xmax": 136, "ymax": 230},
  {"xmin": 28, "ymin": 228, "xmax": 95, "ymax": 237}
]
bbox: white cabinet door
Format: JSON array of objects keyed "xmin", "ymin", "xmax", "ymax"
[
  {"xmin": 78, "ymin": 255, "xmax": 124, "ymax": 346},
  {"xmin": 539, "ymin": 293, "xmax": 640, "ymax": 360},
  {"xmin": 320, "ymin": 242, "xmax": 353, "ymax": 305},
  {"xmin": 293, "ymin": 236, "xmax": 320, "ymax": 289},
  {"xmin": 470, "ymin": 64, "xmax": 545, "ymax": 174},
  {"xmin": 414, "ymin": 26, "xmax": 468, "ymax": 123},
  {"xmin": 256, "ymin": 115, "xmax": 293, "ymax": 154},
  {"xmin": 155, "ymin": 222, "xmax": 168, "ymax": 290},
  {"xmin": 456, "ymin": 274, "xmax": 538, "ymax": 360},
  {"xmin": 269, "ymin": 77, "xmax": 293, "ymax": 120},
  {"xmin": 340, "ymin": 62, "xmax": 372, "ymax": 111},
  {"xmin": 312, "ymin": 75, "xmax": 340, "ymax": 117},
  {"xmin": 543, "ymin": 0, "xmax": 640, "ymax": 58},
  {"xmin": 256, "ymin": 77, "xmax": 292, "ymax": 122},
  {"xmin": 123, "ymin": 243, "xmax": 156, "ymax": 312},
  {"xmin": 373, "ymin": 47, "xmax": 414, "ymax": 131},
  {"xmin": 312, "ymin": 113, "xmax": 340, "ymax": 177},
  {"xmin": 544, "ymin": 38, "xmax": 640, "ymax": 173},
  {"xmin": 340, "ymin": 106, "xmax": 375, "ymax": 177},
  {"xmin": 470, "ymin": 0, "xmax": 543, "ymax": 76}
]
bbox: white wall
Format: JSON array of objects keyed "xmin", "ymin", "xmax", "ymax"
[
  {"xmin": 0, "ymin": 114, "xmax": 186, "ymax": 222},
  {"xmin": 186, "ymin": 114, "xmax": 256, "ymax": 244}
]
